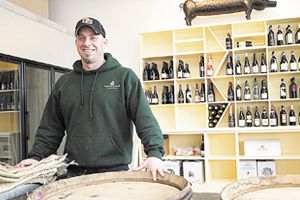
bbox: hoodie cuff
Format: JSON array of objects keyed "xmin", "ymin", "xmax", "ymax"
[{"xmin": 147, "ymin": 150, "xmax": 163, "ymax": 160}]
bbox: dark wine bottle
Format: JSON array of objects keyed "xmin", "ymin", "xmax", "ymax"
[
  {"xmin": 169, "ymin": 60, "xmax": 174, "ymax": 79},
  {"xmin": 168, "ymin": 85, "xmax": 175, "ymax": 104},
  {"xmin": 227, "ymin": 81, "xmax": 234, "ymax": 101},
  {"xmin": 200, "ymin": 134, "xmax": 205, "ymax": 157},
  {"xmin": 161, "ymin": 61, "xmax": 169, "ymax": 80},
  {"xmin": 260, "ymin": 53, "xmax": 267, "ymax": 73},
  {"xmin": 280, "ymin": 51, "xmax": 288, "ymax": 72},
  {"xmin": 199, "ymin": 56, "xmax": 205, "ymax": 77},
  {"xmin": 200, "ymin": 83, "xmax": 206, "ymax": 102},
  {"xmin": 244, "ymin": 53, "xmax": 251, "ymax": 74},
  {"xmin": 238, "ymin": 107, "xmax": 245, "ymax": 128},
  {"xmin": 270, "ymin": 105, "xmax": 278, "ymax": 127},
  {"xmin": 289, "ymin": 105, "xmax": 296, "ymax": 126},
  {"xmin": 178, "ymin": 84, "xmax": 184, "ymax": 104},
  {"xmin": 246, "ymin": 106, "xmax": 252, "ymax": 127},
  {"xmin": 194, "ymin": 83, "xmax": 201, "ymax": 103},
  {"xmin": 244, "ymin": 80, "xmax": 251, "ymax": 101},
  {"xmin": 270, "ymin": 51, "xmax": 278, "ymax": 72},
  {"xmin": 236, "ymin": 80, "xmax": 242, "ymax": 101},
  {"xmin": 185, "ymin": 84, "xmax": 192, "ymax": 103},
  {"xmin": 228, "ymin": 106, "xmax": 235, "ymax": 128},
  {"xmin": 183, "ymin": 63, "xmax": 191, "ymax": 78},
  {"xmin": 151, "ymin": 86, "xmax": 159, "ymax": 105},
  {"xmin": 296, "ymin": 24, "xmax": 300, "ymax": 44},
  {"xmin": 226, "ymin": 54, "xmax": 233, "ymax": 75},
  {"xmin": 285, "ymin": 25, "xmax": 293, "ymax": 45},
  {"xmin": 207, "ymin": 82, "xmax": 215, "ymax": 102},
  {"xmin": 252, "ymin": 53, "xmax": 259, "ymax": 74},
  {"xmin": 280, "ymin": 78, "xmax": 287, "ymax": 99},
  {"xmin": 150, "ymin": 62, "xmax": 156, "ymax": 80},
  {"xmin": 290, "ymin": 51, "xmax": 297, "ymax": 71},
  {"xmin": 289, "ymin": 77, "xmax": 298, "ymax": 98},
  {"xmin": 226, "ymin": 33, "xmax": 232, "ymax": 49},
  {"xmin": 143, "ymin": 62, "xmax": 150, "ymax": 81},
  {"xmin": 235, "ymin": 56, "xmax": 242, "ymax": 75},
  {"xmin": 261, "ymin": 80, "xmax": 268, "ymax": 100},
  {"xmin": 154, "ymin": 63, "xmax": 160, "ymax": 80},
  {"xmin": 177, "ymin": 60, "xmax": 184, "ymax": 79},
  {"xmin": 277, "ymin": 25, "xmax": 284, "ymax": 45},
  {"xmin": 162, "ymin": 86, "xmax": 168, "ymax": 104},
  {"xmin": 268, "ymin": 25, "xmax": 275, "ymax": 46},
  {"xmin": 261, "ymin": 106, "xmax": 269, "ymax": 127},
  {"xmin": 280, "ymin": 105, "xmax": 287, "ymax": 126},
  {"xmin": 254, "ymin": 106, "xmax": 260, "ymax": 127}
]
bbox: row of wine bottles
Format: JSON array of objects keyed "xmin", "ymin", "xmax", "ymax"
[
  {"xmin": 268, "ymin": 24, "xmax": 300, "ymax": 46},
  {"xmin": 0, "ymin": 92, "xmax": 20, "ymax": 111},
  {"xmin": 143, "ymin": 61, "xmax": 174, "ymax": 81},
  {"xmin": 235, "ymin": 105, "xmax": 300, "ymax": 128},
  {"xmin": 208, "ymin": 103, "xmax": 228, "ymax": 128},
  {"xmin": 0, "ymin": 71, "xmax": 18, "ymax": 90},
  {"xmin": 228, "ymin": 79, "xmax": 268, "ymax": 101}
]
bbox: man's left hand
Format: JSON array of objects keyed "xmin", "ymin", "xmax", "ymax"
[{"xmin": 134, "ymin": 157, "xmax": 164, "ymax": 181}]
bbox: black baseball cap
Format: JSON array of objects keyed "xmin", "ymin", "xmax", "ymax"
[{"xmin": 75, "ymin": 17, "xmax": 106, "ymax": 37}]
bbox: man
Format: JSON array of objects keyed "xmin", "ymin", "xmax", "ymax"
[{"xmin": 17, "ymin": 17, "xmax": 164, "ymax": 180}]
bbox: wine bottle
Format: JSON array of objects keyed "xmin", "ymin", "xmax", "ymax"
[
  {"xmin": 280, "ymin": 105, "xmax": 287, "ymax": 126},
  {"xmin": 261, "ymin": 79, "xmax": 268, "ymax": 100},
  {"xmin": 296, "ymin": 24, "xmax": 300, "ymax": 44},
  {"xmin": 228, "ymin": 106, "xmax": 235, "ymax": 128},
  {"xmin": 239, "ymin": 107, "xmax": 245, "ymax": 128},
  {"xmin": 285, "ymin": 25, "xmax": 293, "ymax": 45},
  {"xmin": 154, "ymin": 63, "xmax": 160, "ymax": 80},
  {"xmin": 244, "ymin": 80, "xmax": 251, "ymax": 100},
  {"xmin": 169, "ymin": 60, "xmax": 174, "ymax": 79},
  {"xmin": 252, "ymin": 53, "xmax": 259, "ymax": 74},
  {"xmin": 226, "ymin": 54, "xmax": 233, "ymax": 75},
  {"xmin": 186, "ymin": 84, "xmax": 192, "ymax": 103},
  {"xmin": 280, "ymin": 51, "xmax": 288, "ymax": 72},
  {"xmin": 161, "ymin": 61, "xmax": 169, "ymax": 80},
  {"xmin": 280, "ymin": 78, "xmax": 287, "ymax": 99},
  {"xmin": 194, "ymin": 83, "xmax": 201, "ymax": 103},
  {"xmin": 143, "ymin": 62, "xmax": 150, "ymax": 81},
  {"xmin": 246, "ymin": 106, "xmax": 252, "ymax": 127},
  {"xmin": 150, "ymin": 63, "xmax": 156, "ymax": 80},
  {"xmin": 207, "ymin": 56, "xmax": 213, "ymax": 76},
  {"xmin": 268, "ymin": 25, "xmax": 275, "ymax": 46},
  {"xmin": 151, "ymin": 86, "xmax": 159, "ymax": 105},
  {"xmin": 145, "ymin": 90, "xmax": 151, "ymax": 104},
  {"xmin": 289, "ymin": 105, "xmax": 296, "ymax": 126},
  {"xmin": 227, "ymin": 81, "xmax": 234, "ymax": 101},
  {"xmin": 235, "ymin": 56, "xmax": 242, "ymax": 75},
  {"xmin": 244, "ymin": 53, "xmax": 251, "ymax": 74},
  {"xmin": 261, "ymin": 106, "xmax": 269, "ymax": 127},
  {"xmin": 253, "ymin": 78, "xmax": 259, "ymax": 100},
  {"xmin": 183, "ymin": 63, "xmax": 191, "ymax": 78},
  {"xmin": 298, "ymin": 111, "xmax": 300, "ymax": 125},
  {"xmin": 254, "ymin": 106, "xmax": 260, "ymax": 127},
  {"xmin": 207, "ymin": 82, "xmax": 215, "ymax": 102},
  {"xmin": 200, "ymin": 83, "xmax": 206, "ymax": 102},
  {"xmin": 289, "ymin": 77, "xmax": 298, "ymax": 98},
  {"xmin": 199, "ymin": 56, "xmax": 205, "ymax": 77},
  {"xmin": 168, "ymin": 85, "xmax": 175, "ymax": 104},
  {"xmin": 277, "ymin": 25, "xmax": 284, "ymax": 45},
  {"xmin": 178, "ymin": 84, "xmax": 184, "ymax": 103},
  {"xmin": 290, "ymin": 51, "xmax": 297, "ymax": 71},
  {"xmin": 226, "ymin": 33, "xmax": 232, "ymax": 49},
  {"xmin": 236, "ymin": 80, "xmax": 242, "ymax": 101},
  {"xmin": 260, "ymin": 53, "xmax": 267, "ymax": 73},
  {"xmin": 161, "ymin": 86, "xmax": 168, "ymax": 104},
  {"xmin": 270, "ymin": 51, "xmax": 278, "ymax": 72},
  {"xmin": 200, "ymin": 134, "xmax": 205, "ymax": 157},
  {"xmin": 177, "ymin": 60, "xmax": 184, "ymax": 79},
  {"xmin": 270, "ymin": 105, "xmax": 278, "ymax": 127}
]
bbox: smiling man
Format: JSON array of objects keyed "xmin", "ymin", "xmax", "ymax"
[{"xmin": 17, "ymin": 17, "xmax": 165, "ymax": 181}]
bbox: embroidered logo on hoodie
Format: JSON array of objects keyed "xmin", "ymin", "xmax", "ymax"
[{"xmin": 104, "ymin": 81, "xmax": 120, "ymax": 90}]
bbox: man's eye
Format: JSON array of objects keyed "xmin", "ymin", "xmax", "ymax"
[{"xmin": 90, "ymin": 36, "xmax": 98, "ymax": 41}]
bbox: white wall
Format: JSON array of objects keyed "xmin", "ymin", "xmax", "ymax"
[
  {"xmin": 49, "ymin": 0, "xmax": 299, "ymax": 74},
  {"xmin": 0, "ymin": 1, "xmax": 77, "ymax": 68}
]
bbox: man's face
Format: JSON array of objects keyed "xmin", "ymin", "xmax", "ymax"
[{"xmin": 75, "ymin": 26, "xmax": 107, "ymax": 66}]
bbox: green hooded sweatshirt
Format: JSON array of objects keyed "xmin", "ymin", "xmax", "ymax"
[{"xmin": 29, "ymin": 53, "xmax": 164, "ymax": 168}]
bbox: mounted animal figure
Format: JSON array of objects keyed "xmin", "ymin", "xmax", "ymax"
[{"xmin": 181, "ymin": 0, "xmax": 277, "ymax": 26}]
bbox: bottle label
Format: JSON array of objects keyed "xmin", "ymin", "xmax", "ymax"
[
  {"xmin": 254, "ymin": 119, "xmax": 260, "ymax": 126},
  {"xmin": 227, "ymin": 68, "xmax": 233, "ymax": 75},
  {"xmin": 208, "ymin": 94, "xmax": 214, "ymax": 102},
  {"xmin": 183, "ymin": 72, "xmax": 190, "ymax": 78},
  {"xmin": 278, "ymin": 34, "xmax": 283, "ymax": 41},
  {"xmin": 195, "ymin": 96, "xmax": 200, "ymax": 103},
  {"xmin": 236, "ymin": 67, "xmax": 241, "ymax": 74},
  {"xmin": 262, "ymin": 119, "xmax": 269, "ymax": 126},
  {"xmin": 288, "ymin": 34, "xmax": 293, "ymax": 44},
  {"xmin": 178, "ymin": 71, "xmax": 183, "ymax": 78},
  {"xmin": 253, "ymin": 65, "xmax": 259, "ymax": 73},
  {"xmin": 161, "ymin": 73, "xmax": 167, "ymax": 79},
  {"xmin": 291, "ymin": 62, "xmax": 297, "ymax": 71},
  {"xmin": 270, "ymin": 118, "xmax": 277, "ymax": 126},
  {"xmin": 239, "ymin": 120, "xmax": 245, "ymax": 127},
  {"xmin": 271, "ymin": 63, "xmax": 277, "ymax": 71},
  {"xmin": 282, "ymin": 115, "xmax": 287, "ymax": 123},
  {"xmin": 280, "ymin": 88, "xmax": 286, "ymax": 97},
  {"xmin": 261, "ymin": 65, "xmax": 267, "ymax": 73},
  {"xmin": 290, "ymin": 116, "xmax": 296, "ymax": 122},
  {"xmin": 207, "ymin": 69, "xmax": 213, "ymax": 76},
  {"xmin": 246, "ymin": 116, "xmax": 252, "ymax": 123},
  {"xmin": 297, "ymin": 32, "xmax": 300, "ymax": 41},
  {"xmin": 245, "ymin": 94, "xmax": 251, "ymax": 100},
  {"xmin": 261, "ymin": 93, "xmax": 268, "ymax": 99},
  {"xmin": 244, "ymin": 67, "xmax": 250, "ymax": 74},
  {"xmin": 200, "ymin": 96, "xmax": 205, "ymax": 102},
  {"xmin": 152, "ymin": 98, "xmax": 158, "ymax": 104},
  {"xmin": 237, "ymin": 90, "xmax": 241, "ymax": 99},
  {"xmin": 281, "ymin": 63, "xmax": 288, "ymax": 71}
]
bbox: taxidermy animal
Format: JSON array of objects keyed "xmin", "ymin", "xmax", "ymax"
[{"xmin": 181, "ymin": 0, "xmax": 277, "ymax": 26}]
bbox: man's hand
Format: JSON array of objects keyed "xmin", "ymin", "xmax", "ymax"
[
  {"xmin": 134, "ymin": 157, "xmax": 164, "ymax": 181},
  {"xmin": 15, "ymin": 158, "xmax": 38, "ymax": 168}
]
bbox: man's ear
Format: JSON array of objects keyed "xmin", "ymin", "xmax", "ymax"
[{"xmin": 103, "ymin": 38, "xmax": 108, "ymax": 49}]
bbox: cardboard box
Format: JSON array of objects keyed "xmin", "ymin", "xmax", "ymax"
[
  {"xmin": 257, "ymin": 160, "xmax": 276, "ymax": 177},
  {"xmin": 239, "ymin": 160, "xmax": 257, "ymax": 180},
  {"xmin": 182, "ymin": 161, "xmax": 204, "ymax": 183},
  {"xmin": 244, "ymin": 139, "xmax": 281, "ymax": 157},
  {"xmin": 0, "ymin": 132, "xmax": 20, "ymax": 165},
  {"xmin": 163, "ymin": 160, "xmax": 181, "ymax": 176}
]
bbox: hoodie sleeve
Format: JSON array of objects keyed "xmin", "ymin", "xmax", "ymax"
[
  {"xmin": 28, "ymin": 86, "xmax": 66, "ymax": 161},
  {"xmin": 125, "ymin": 69, "xmax": 164, "ymax": 159}
]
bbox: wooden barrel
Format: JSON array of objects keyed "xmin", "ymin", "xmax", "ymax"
[
  {"xmin": 28, "ymin": 171, "xmax": 192, "ymax": 200},
  {"xmin": 220, "ymin": 175, "xmax": 300, "ymax": 200}
]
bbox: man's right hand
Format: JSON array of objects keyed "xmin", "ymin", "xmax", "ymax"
[{"xmin": 16, "ymin": 158, "xmax": 38, "ymax": 168}]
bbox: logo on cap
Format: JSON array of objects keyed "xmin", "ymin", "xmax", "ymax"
[{"xmin": 82, "ymin": 18, "xmax": 93, "ymax": 25}]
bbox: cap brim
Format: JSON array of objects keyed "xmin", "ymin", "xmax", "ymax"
[{"xmin": 75, "ymin": 24, "xmax": 99, "ymax": 36}]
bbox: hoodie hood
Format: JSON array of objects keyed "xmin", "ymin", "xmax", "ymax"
[{"xmin": 72, "ymin": 53, "xmax": 121, "ymax": 124}]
